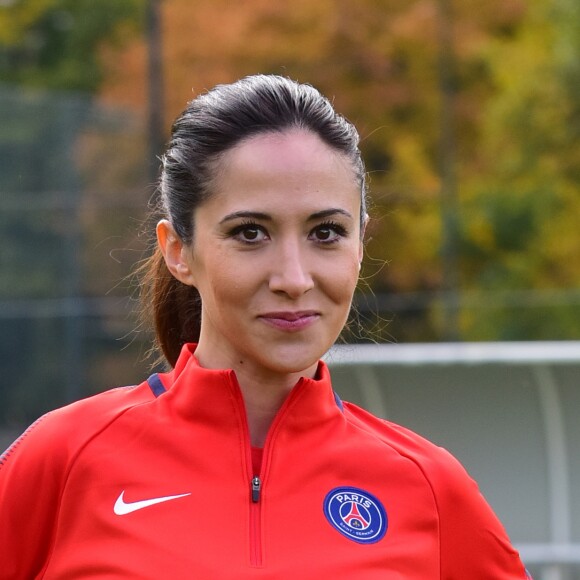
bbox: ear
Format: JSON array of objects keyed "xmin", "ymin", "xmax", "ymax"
[
  {"xmin": 358, "ymin": 213, "xmax": 369, "ymax": 265},
  {"xmin": 156, "ymin": 220, "xmax": 196, "ymax": 286}
]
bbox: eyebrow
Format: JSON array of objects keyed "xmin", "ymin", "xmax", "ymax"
[
  {"xmin": 219, "ymin": 208, "xmax": 354, "ymax": 225},
  {"xmin": 219, "ymin": 211, "xmax": 271, "ymax": 224},
  {"xmin": 308, "ymin": 208, "xmax": 354, "ymax": 222}
]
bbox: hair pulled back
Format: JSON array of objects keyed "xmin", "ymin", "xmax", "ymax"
[{"xmin": 141, "ymin": 74, "xmax": 367, "ymax": 367}]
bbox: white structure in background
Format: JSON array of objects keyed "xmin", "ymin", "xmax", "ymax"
[{"xmin": 326, "ymin": 341, "xmax": 580, "ymax": 580}]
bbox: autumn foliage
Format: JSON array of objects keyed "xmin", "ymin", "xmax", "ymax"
[{"xmin": 3, "ymin": 0, "xmax": 580, "ymax": 344}]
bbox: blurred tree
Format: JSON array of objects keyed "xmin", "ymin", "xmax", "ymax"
[
  {"xmin": 0, "ymin": 0, "xmax": 143, "ymax": 90},
  {"xmin": 0, "ymin": 0, "xmax": 146, "ymax": 426},
  {"xmin": 105, "ymin": 0, "xmax": 579, "ymax": 342},
  {"xmin": 2, "ymin": 1, "xmax": 580, "ymax": 427},
  {"xmin": 3, "ymin": 0, "xmax": 580, "ymax": 430},
  {"xmin": 458, "ymin": 0, "xmax": 580, "ymax": 339}
]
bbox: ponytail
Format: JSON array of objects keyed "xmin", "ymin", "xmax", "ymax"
[{"xmin": 139, "ymin": 245, "xmax": 201, "ymax": 367}]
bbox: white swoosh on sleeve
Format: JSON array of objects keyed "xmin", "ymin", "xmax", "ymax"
[{"xmin": 114, "ymin": 490, "xmax": 191, "ymax": 515}]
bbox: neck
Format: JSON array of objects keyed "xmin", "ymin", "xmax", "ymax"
[
  {"xmin": 230, "ymin": 364, "xmax": 312, "ymax": 448},
  {"xmin": 241, "ymin": 385, "xmax": 288, "ymax": 447},
  {"xmin": 193, "ymin": 345, "xmax": 317, "ymax": 447}
]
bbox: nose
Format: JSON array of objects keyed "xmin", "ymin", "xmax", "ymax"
[{"xmin": 268, "ymin": 241, "xmax": 314, "ymax": 299}]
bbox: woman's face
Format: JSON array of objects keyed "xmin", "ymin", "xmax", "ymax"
[{"xmin": 166, "ymin": 129, "xmax": 364, "ymax": 380}]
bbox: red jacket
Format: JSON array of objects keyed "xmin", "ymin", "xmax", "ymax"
[{"xmin": 0, "ymin": 344, "xmax": 529, "ymax": 579}]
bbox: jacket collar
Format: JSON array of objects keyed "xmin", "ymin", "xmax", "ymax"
[{"xmin": 150, "ymin": 343, "xmax": 344, "ymax": 436}]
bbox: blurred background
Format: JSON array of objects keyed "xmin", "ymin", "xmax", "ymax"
[{"xmin": 1, "ymin": 1, "xmax": 579, "ymax": 577}]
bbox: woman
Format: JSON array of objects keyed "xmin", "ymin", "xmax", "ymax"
[{"xmin": 0, "ymin": 75, "xmax": 530, "ymax": 578}]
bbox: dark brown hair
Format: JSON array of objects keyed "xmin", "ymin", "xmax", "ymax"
[{"xmin": 140, "ymin": 74, "xmax": 367, "ymax": 366}]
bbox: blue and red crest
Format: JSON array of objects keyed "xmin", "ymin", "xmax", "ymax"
[{"xmin": 323, "ymin": 486, "xmax": 388, "ymax": 544}]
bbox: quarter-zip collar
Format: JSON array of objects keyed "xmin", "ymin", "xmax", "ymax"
[
  {"xmin": 152, "ymin": 343, "xmax": 344, "ymax": 435},
  {"xmin": 147, "ymin": 344, "xmax": 346, "ymax": 569}
]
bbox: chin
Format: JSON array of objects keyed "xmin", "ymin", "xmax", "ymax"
[{"xmin": 259, "ymin": 341, "xmax": 328, "ymax": 375}]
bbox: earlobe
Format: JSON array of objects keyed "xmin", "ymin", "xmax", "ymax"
[
  {"xmin": 156, "ymin": 220, "xmax": 196, "ymax": 286},
  {"xmin": 359, "ymin": 213, "xmax": 369, "ymax": 265},
  {"xmin": 362, "ymin": 213, "xmax": 370, "ymax": 237}
]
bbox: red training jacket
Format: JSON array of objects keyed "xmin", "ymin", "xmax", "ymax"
[{"xmin": 0, "ymin": 344, "xmax": 530, "ymax": 579}]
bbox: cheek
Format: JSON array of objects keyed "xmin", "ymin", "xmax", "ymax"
[
  {"xmin": 195, "ymin": 256, "xmax": 253, "ymax": 310},
  {"xmin": 323, "ymin": 259, "xmax": 361, "ymax": 305}
]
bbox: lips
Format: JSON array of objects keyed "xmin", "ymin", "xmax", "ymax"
[{"xmin": 258, "ymin": 311, "xmax": 320, "ymax": 331}]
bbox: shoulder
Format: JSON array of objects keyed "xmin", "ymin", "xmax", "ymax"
[
  {"xmin": 342, "ymin": 401, "xmax": 463, "ymax": 480},
  {"xmin": 0, "ymin": 381, "xmax": 159, "ymax": 579},
  {"xmin": 341, "ymin": 401, "xmax": 494, "ymax": 518},
  {"xmin": 342, "ymin": 401, "xmax": 528, "ymax": 578},
  {"xmin": 1, "ymin": 380, "xmax": 157, "ymax": 472}
]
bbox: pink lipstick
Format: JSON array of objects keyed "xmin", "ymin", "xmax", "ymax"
[{"xmin": 259, "ymin": 311, "xmax": 319, "ymax": 331}]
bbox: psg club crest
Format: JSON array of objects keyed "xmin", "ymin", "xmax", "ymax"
[{"xmin": 323, "ymin": 486, "xmax": 388, "ymax": 544}]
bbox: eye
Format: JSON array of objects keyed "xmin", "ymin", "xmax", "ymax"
[
  {"xmin": 310, "ymin": 221, "xmax": 348, "ymax": 244},
  {"xmin": 230, "ymin": 222, "xmax": 269, "ymax": 244}
]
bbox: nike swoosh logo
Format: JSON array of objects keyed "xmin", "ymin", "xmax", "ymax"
[{"xmin": 114, "ymin": 490, "xmax": 191, "ymax": 515}]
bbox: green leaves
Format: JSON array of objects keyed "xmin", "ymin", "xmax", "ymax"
[{"xmin": 0, "ymin": 0, "xmax": 143, "ymax": 91}]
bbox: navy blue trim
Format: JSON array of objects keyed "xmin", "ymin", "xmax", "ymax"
[
  {"xmin": 147, "ymin": 374, "xmax": 167, "ymax": 398},
  {"xmin": 0, "ymin": 415, "xmax": 46, "ymax": 469},
  {"xmin": 333, "ymin": 391, "xmax": 344, "ymax": 412}
]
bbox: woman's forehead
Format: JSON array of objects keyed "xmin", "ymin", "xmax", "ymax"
[
  {"xmin": 200, "ymin": 186, "xmax": 362, "ymax": 226},
  {"xmin": 207, "ymin": 180, "xmax": 360, "ymax": 224},
  {"xmin": 187, "ymin": 129, "xmax": 364, "ymax": 230},
  {"xmin": 220, "ymin": 129, "xmax": 355, "ymax": 180}
]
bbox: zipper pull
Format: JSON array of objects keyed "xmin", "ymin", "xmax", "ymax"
[{"xmin": 251, "ymin": 476, "xmax": 261, "ymax": 503}]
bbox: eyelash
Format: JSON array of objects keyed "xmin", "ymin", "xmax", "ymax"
[
  {"xmin": 228, "ymin": 220, "xmax": 268, "ymax": 244},
  {"xmin": 228, "ymin": 220, "xmax": 349, "ymax": 245},
  {"xmin": 312, "ymin": 221, "xmax": 349, "ymax": 243}
]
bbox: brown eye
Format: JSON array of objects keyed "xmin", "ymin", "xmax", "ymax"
[
  {"xmin": 310, "ymin": 222, "xmax": 348, "ymax": 243},
  {"xmin": 316, "ymin": 227, "xmax": 333, "ymax": 241},
  {"xmin": 230, "ymin": 223, "xmax": 269, "ymax": 244},
  {"xmin": 242, "ymin": 227, "xmax": 261, "ymax": 241}
]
